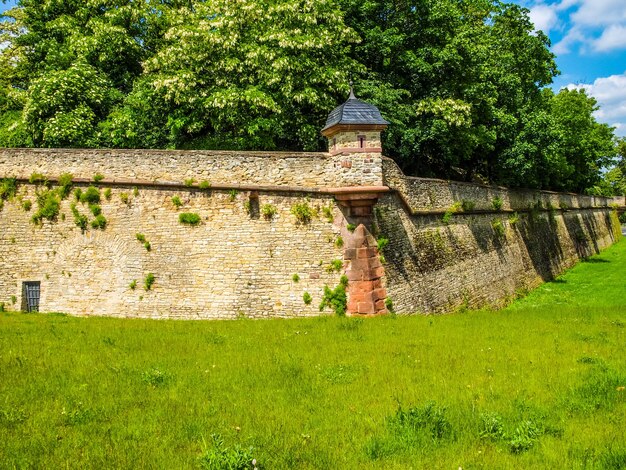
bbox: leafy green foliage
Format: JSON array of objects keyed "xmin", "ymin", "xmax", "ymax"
[
  {"xmin": 90, "ymin": 214, "xmax": 107, "ymax": 230},
  {"xmin": 144, "ymin": 273, "xmax": 155, "ymax": 291},
  {"xmin": 179, "ymin": 213, "xmax": 201, "ymax": 226},
  {"xmin": 303, "ymin": 292, "xmax": 312, "ymax": 305},
  {"xmin": 80, "ymin": 187, "xmax": 101, "ymax": 205},
  {"xmin": 198, "ymin": 434, "xmax": 257, "ymax": 470},
  {"xmin": 171, "ymin": 196, "xmax": 183, "ymax": 208},
  {"xmin": 0, "ymin": 0, "xmax": 618, "ymax": 193},
  {"xmin": 390, "ymin": 402, "xmax": 452, "ymax": 441},
  {"xmin": 319, "ymin": 275, "xmax": 349, "ymax": 316},
  {"xmin": 31, "ymin": 190, "xmax": 60, "ymax": 224},
  {"xmin": 261, "ymin": 204, "xmax": 277, "ymax": 220},
  {"xmin": 291, "ymin": 201, "xmax": 314, "ymax": 225},
  {"xmin": 0, "ymin": 178, "xmax": 17, "ymax": 201},
  {"xmin": 491, "ymin": 218, "xmax": 505, "ymax": 238},
  {"xmin": 70, "ymin": 203, "xmax": 88, "ymax": 232},
  {"xmin": 57, "ymin": 173, "xmax": 74, "ymax": 199},
  {"xmin": 327, "ymin": 259, "xmax": 343, "ymax": 273}
]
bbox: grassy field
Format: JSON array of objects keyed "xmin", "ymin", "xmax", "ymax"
[{"xmin": 1, "ymin": 243, "xmax": 625, "ymax": 469}]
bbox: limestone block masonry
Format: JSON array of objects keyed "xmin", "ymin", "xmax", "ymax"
[{"xmin": 0, "ymin": 148, "xmax": 622, "ymax": 318}]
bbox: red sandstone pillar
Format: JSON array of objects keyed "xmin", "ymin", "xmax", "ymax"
[{"xmin": 344, "ymin": 224, "xmax": 387, "ymax": 316}]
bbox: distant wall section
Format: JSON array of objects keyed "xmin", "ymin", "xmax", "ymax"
[{"xmin": 378, "ymin": 158, "xmax": 623, "ymax": 313}]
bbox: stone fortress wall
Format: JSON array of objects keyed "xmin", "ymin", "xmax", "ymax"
[
  {"xmin": 0, "ymin": 145, "xmax": 622, "ymax": 319},
  {"xmin": 379, "ymin": 158, "xmax": 623, "ymax": 313},
  {"xmin": 2, "ymin": 87, "xmax": 624, "ymax": 319}
]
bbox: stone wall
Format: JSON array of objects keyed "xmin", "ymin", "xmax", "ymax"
[
  {"xmin": 378, "ymin": 158, "xmax": 622, "ymax": 313},
  {"xmin": 0, "ymin": 181, "xmax": 350, "ymax": 318},
  {"xmin": 0, "ymin": 148, "xmax": 383, "ymax": 189},
  {"xmin": 0, "ymin": 149, "xmax": 621, "ymax": 318}
]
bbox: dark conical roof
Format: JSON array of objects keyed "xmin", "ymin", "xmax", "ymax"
[{"xmin": 322, "ymin": 89, "xmax": 389, "ymax": 132}]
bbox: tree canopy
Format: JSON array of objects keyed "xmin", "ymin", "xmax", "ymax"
[{"xmin": 0, "ymin": 0, "xmax": 620, "ymax": 194}]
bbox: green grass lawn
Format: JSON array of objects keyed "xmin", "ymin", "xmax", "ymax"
[{"xmin": 1, "ymin": 242, "xmax": 625, "ymax": 469}]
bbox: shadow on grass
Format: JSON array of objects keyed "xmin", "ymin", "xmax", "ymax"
[{"xmin": 581, "ymin": 258, "xmax": 611, "ymax": 264}]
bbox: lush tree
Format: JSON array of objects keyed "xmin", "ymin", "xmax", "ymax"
[
  {"xmin": 549, "ymin": 88, "xmax": 616, "ymax": 193},
  {"xmin": 0, "ymin": 0, "xmax": 619, "ymax": 194},
  {"xmin": 0, "ymin": 0, "xmax": 171, "ymax": 147},
  {"xmin": 134, "ymin": 0, "xmax": 359, "ymax": 150},
  {"xmin": 338, "ymin": 0, "xmax": 558, "ymax": 182}
]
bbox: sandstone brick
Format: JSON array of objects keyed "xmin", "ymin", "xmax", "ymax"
[{"xmin": 357, "ymin": 302, "xmax": 376, "ymax": 315}]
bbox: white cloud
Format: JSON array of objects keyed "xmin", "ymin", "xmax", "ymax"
[
  {"xmin": 566, "ymin": 72, "xmax": 626, "ymax": 136},
  {"xmin": 528, "ymin": 0, "xmax": 626, "ymax": 54},
  {"xmin": 592, "ymin": 25, "xmax": 626, "ymax": 52},
  {"xmin": 570, "ymin": 0, "xmax": 626, "ymax": 27},
  {"xmin": 529, "ymin": 4, "xmax": 560, "ymax": 33}
]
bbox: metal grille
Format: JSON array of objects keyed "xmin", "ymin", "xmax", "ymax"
[{"xmin": 23, "ymin": 282, "xmax": 40, "ymax": 313}]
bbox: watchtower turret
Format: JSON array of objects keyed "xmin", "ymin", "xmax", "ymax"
[{"xmin": 321, "ymin": 88, "xmax": 389, "ymax": 156}]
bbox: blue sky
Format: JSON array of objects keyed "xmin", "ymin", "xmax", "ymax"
[
  {"xmin": 1, "ymin": 0, "xmax": 625, "ymax": 136},
  {"xmin": 511, "ymin": 0, "xmax": 626, "ymax": 136}
]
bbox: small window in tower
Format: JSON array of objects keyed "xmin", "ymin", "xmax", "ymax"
[
  {"xmin": 332, "ymin": 137, "xmax": 336, "ymax": 149},
  {"xmin": 358, "ymin": 135, "xmax": 366, "ymax": 148}
]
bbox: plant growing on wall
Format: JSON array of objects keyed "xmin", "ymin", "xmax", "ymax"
[
  {"xmin": 461, "ymin": 200, "xmax": 476, "ymax": 212},
  {"xmin": 492, "ymin": 197, "xmax": 504, "ymax": 211},
  {"xmin": 261, "ymin": 203, "xmax": 277, "ymax": 220},
  {"xmin": 57, "ymin": 173, "xmax": 74, "ymax": 199},
  {"xmin": 31, "ymin": 189, "xmax": 61, "ymax": 224},
  {"xmin": 22, "ymin": 200, "xmax": 32, "ymax": 211},
  {"xmin": 228, "ymin": 189, "xmax": 238, "ymax": 202},
  {"xmin": 29, "ymin": 173, "xmax": 47, "ymax": 185},
  {"xmin": 119, "ymin": 192, "xmax": 129, "ymax": 205},
  {"xmin": 377, "ymin": 237, "xmax": 389, "ymax": 251},
  {"xmin": 0, "ymin": 178, "xmax": 17, "ymax": 202},
  {"xmin": 179, "ymin": 212, "xmax": 201, "ymax": 226},
  {"xmin": 346, "ymin": 223, "xmax": 356, "ymax": 232},
  {"xmin": 508, "ymin": 212, "xmax": 520, "ymax": 226},
  {"xmin": 144, "ymin": 273, "xmax": 155, "ymax": 291},
  {"xmin": 322, "ymin": 205, "xmax": 334, "ymax": 223},
  {"xmin": 303, "ymin": 292, "xmax": 312, "ymax": 305},
  {"xmin": 327, "ymin": 259, "xmax": 343, "ymax": 273},
  {"xmin": 292, "ymin": 274, "xmax": 300, "ymax": 283},
  {"xmin": 89, "ymin": 204, "xmax": 102, "ymax": 216},
  {"xmin": 80, "ymin": 187, "xmax": 101, "ymax": 205},
  {"xmin": 319, "ymin": 275, "xmax": 349, "ymax": 316},
  {"xmin": 136, "ymin": 233, "xmax": 151, "ymax": 251},
  {"xmin": 90, "ymin": 214, "xmax": 107, "ymax": 229},
  {"xmin": 103, "ymin": 188, "xmax": 112, "ymax": 200},
  {"xmin": 171, "ymin": 196, "xmax": 183, "ymax": 208},
  {"xmin": 184, "ymin": 178, "xmax": 195, "ymax": 187},
  {"xmin": 93, "ymin": 173, "xmax": 105, "ymax": 183},
  {"xmin": 443, "ymin": 202, "xmax": 462, "ymax": 224},
  {"xmin": 199, "ymin": 181, "xmax": 211, "ymax": 190},
  {"xmin": 71, "ymin": 203, "xmax": 88, "ymax": 232},
  {"xmin": 491, "ymin": 218, "xmax": 505, "ymax": 238},
  {"xmin": 291, "ymin": 200, "xmax": 314, "ymax": 224}
]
